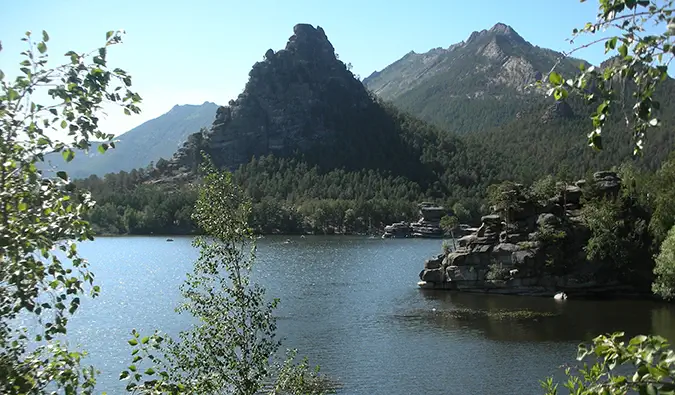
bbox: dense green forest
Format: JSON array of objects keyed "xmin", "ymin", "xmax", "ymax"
[{"xmin": 76, "ymin": 86, "xmax": 675, "ymax": 237}]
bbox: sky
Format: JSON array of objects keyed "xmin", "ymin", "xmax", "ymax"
[{"xmin": 0, "ymin": 0, "xmax": 635, "ymax": 136}]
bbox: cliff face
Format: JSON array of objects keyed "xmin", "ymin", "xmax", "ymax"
[{"xmin": 166, "ymin": 24, "xmax": 418, "ymax": 177}]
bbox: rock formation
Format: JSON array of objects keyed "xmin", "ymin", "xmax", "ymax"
[
  {"xmin": 161, "ymin": 24, "xmax": 428, "ymax": 182},
  {"xmin": 418, "ymin": 171, "xmax": 633, "ymax": 296},
  {"xmin": 383, "ymin": 203, "xmax": 445, "ymax": 238}
]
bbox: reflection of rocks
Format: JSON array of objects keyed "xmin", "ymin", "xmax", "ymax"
[
  {"xmin": 418, "ymin": 172, "xmax": 639, "ymax": 297},
  {"xmin": 405, "ymin": 291, "xmax": 675, "ymax": 343},
  {"xmin": 383, "ymin": 203, "xmax": 445, "ymax": 238}
]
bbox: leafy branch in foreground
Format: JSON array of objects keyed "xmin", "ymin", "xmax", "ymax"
[
  {"xmin": 540, "ymin": 0, "xmax": 674, "ymax": 153},
  {"xmin": 121, "ymin": 158, "xmax": 333, "ymax": 395},
  {"xmin": 0, "ymin": 30, "xmax": 141, "ymax": 394},
  {"xmin": 542, "ymin": 332, "xmax": 675, "ymax": 394}
]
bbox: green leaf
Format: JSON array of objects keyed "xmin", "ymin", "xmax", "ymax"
[
  {"xmin": 18, "ymin": 202, "xmax": 27, "ymax": 211},
  {"xmin": 62, "ymin": 149, "xmax": 75, "ymax": 162},
  {"xmin": 128, "ymin": 339, "xmax": 138, "ymax": 346},
  {"xmin": 119, "ymin": 371, "xmax": 129, "ymax": 380},
  {"xmin": 141, "ymin": 336, "xmax": 150, "ymax": 344},
  {"xmin": 549, "ymin": 72, "xmax": 563, "ymax": 86},
  {"xmin": 42, "ymin": 30, "xmax": 49, "ymax": 42},
  {"xmin": 8, "ymin": 89, "xmax": 19, "ymax": 101},
  {"xmin": 106, "ymin": 31, "xmax": 114, "ymax": 40},
  {"xmin": 589, "ymin": 133, "xmax": 603, "ymax": 151},
  {"xmin": 56, "ymin": 171, "xmax": 68, "ymax": 181},
  {"xmin": 554, "ymin": 88, "xmax": 568, "ymax": 101},
  {"xmin": 144, "ymin": 368, "xmax": 155, "ymax": 375},
  {"xmin": 37, "ymin": 42, "xmax": 47, "ymax": 54},
  {"xmin": 60, "ymin": 120, "xmax": 67, "ymax": 129},
  {"xmin": 618, "ymin": 44, "xmax": 628, "ymax": 58},
  {"xmin": 97, "ymin": 144, "xmax": 108, "ymax": 154}
]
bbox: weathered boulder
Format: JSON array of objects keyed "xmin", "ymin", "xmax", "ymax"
[
  {"xmin": 458, "ymin": 234, "xmax": 476, "ymax": 247},
  {"xmin": 421, "ymin": 268, "xmax": 444, "ymax": 283},
  {"xmin": 500, "ymin": 232, "xmax": 528, "ymax": 243},
  {"xmin": 512, "ymin": 249, "xmax": 537, "ymax": 269},
  {"xmin": 419, "ymin": 205, "xmax": 446, "ymax": 222},
  {"xmin": 537, "ymin": 213, "xmax": 559, "ymax": 227},
  {"xmin": 593, "ymin": 171, "xmax": 621, "ymax": 195},
  {"xmin": 382, "ymin": 222, "xmax": 411, "ymax": 238},
  {"xmin": 493, "ymin": 243, "xmax": 520, "ymax": 265},
  {"xmin": 424, "ymin": 255, "xmax": 444, "ymax": 270},
  {"xmin": 446, "ymin": 265, "xmax": 479, "ymax": 282},
  {"xmin": 481, "ymin": 214, "xmax": 501, "ymax": 226}
]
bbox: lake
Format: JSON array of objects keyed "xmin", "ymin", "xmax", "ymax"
[{"xmin": 65, "ymin": 235, "xmax": 675, "ymax": 394}]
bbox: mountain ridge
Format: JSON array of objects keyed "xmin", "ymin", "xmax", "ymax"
[
  {"xmin": 362, "ymin": 22, "xmax": 589, "ymax": 133},
  {"xmin": 41, "ymin": 101, "xmax": 219, "ymax": 179}
]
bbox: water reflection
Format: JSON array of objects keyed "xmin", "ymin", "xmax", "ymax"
[{"xmin": 389, "ymin": 290, "xmax": 675, "ymax": 343}]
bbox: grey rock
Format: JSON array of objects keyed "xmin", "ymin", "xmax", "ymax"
[
  {"xmin": 472, "ymin": 244, "xmax": 492, "ymax": 254},
  {"xmin": 537, "ymin": 213, "xmax": 559, "ymax": 227},
  {"xmin": 494, "ymin": 243, "xmax": 520, "ymax": 254},
  {"xmin": 501, "ymin": 232, "xmax": 528, "ymax": 243},
  {"xmin": 421, "ymin": 268, "xmax": 444, "ymax": 283},
  {"xmin": 458, "ymin": 234, "xmax": 476, "ymax": 247},
  {"xmin": 481, "ymin": 214, "xmax": 501, "ymax": 226},
  {"xmin": 424, "ymin": 255, "xmax": 443, "ymax": 270},
  {"xmin": 512, "ymin": 250, "xmax": 536, "ymax": 266},
  {"xmin": 446, "ymin": 265, "xmax": 479, "ymax": 282}
]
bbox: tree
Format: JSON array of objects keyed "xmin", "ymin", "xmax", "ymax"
[
  {"xmin": 543, "ymin": 0, "xmax": 675, "ymax": 154},
  {"xmin": 542, "ymin": 332, "xmax": 675, "ymax": 394},
  {"xmin": 451, "ymin": 202, "xmax": 471, "ymax": 224},
  {"xmin": 440, "ymin": 215, "xmax": 459, "ymax": 250},
  {"xmin": 653, "ymin": 225, "xmax": 675, "ymax": 300},
  {"xmin": 0, "ymin": 30, "xmax": 141, "ymax": 393},
  {"xmin": 120, "ymin": 159, "xmax": 332, "ymax": 395}
]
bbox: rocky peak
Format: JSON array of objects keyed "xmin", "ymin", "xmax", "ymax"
[
  {"xmin": 284, "ymin": 24, "xmax": 335, "ymax": 57},
  {"xmin": 466, "ymin": 22, "xmax": 526, "ymax": 46},
  {"xmin": 164, "ymin": 24, "xmax": 380, "ymax": 176},
  {"xmin": 489, "ymin": 23, "xmax": 523, "ymax": 41}
]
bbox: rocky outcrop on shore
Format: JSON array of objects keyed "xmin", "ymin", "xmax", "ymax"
[
  {"xmin": 383, "ymin": 204, "xmax": 445, "ymax": 238},
  {"xmin": 418, "ymin": 171, "xmax": 636, "ymax": 297}
]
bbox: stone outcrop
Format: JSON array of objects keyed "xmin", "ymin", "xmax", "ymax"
[
  {"xmin": 383, "ymin": 203, "xmax": 446, "ymax": 238},
  {"xmin": 382, "ymin": 222, "xmax": 412, "ymax": 238},
  {"xmin": 418, "ymin": 172, "xmax": 634, "ymax": 297}
]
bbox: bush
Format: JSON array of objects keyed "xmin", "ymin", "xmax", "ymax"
[
  {"xmin": 486, "ymin": 263, "xmax": 510, "ymax": 281},
  {"xmin": 581, "ymin": 196, "xmax": 652, "ymax": 281},
  {"xmin": 653, "ymin": 225, "xmax": 675, "ymax": 300},
  {"xmin": 442, "ymin": 240, "xmax": 454, "ymax": 255},
  {"xmin": 530, "ymin": 174, "xmax": 558, "ymax": 202}
]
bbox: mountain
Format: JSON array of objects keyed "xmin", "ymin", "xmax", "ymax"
[
  {"xmin": 80, "ymin": 23, "xmax": 675, "ymax": 236},
  {"xmin": 362, "ymin": 23, "xmax": 588, "ymax": 133},
  {"xmin": 161, "ymin": 24, "xmax": 498, "ymax": 191},
  {"xmin": 41, "ymin": 102, "xmax": 219, "ymax": 179}
]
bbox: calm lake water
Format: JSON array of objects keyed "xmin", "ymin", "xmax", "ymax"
[{"xmin": 63, "ymin": 235, "xmax": 675, "ymax": 394}]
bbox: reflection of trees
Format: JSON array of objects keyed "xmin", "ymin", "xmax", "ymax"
[
  {"xmin": 404, "ymin": 290, "xmax": 675, "ymax": 343},
  {"xmin": 651, "ymin": 307, "xmax": 675, "ymax": 342}
]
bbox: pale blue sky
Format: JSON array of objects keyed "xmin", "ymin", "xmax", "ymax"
[{"xmin": 1, "ymin": 0, "xmax": 619, "ymax": 135}]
